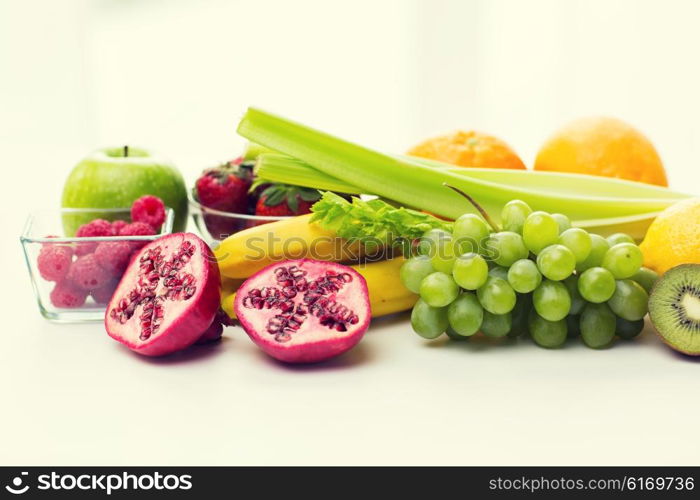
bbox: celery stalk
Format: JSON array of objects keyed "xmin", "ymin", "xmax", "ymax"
[
  {"xmin": 256, "ymin": 154, "xmax": 362, "ymax": 194},
  {"xmin": 238, "ymin": 108, "xmax": 486, "ymax": 220},
  {"xmin": 242, "ymin": 142, "xmax": 277, "ymax": 162},
  {"xmin": 249, "ymin": 131, "xmax": 685, "ymax": 241},
  {"xmin": 398, "ymin": 155, "xmax": 688, "ymax": 200},
  {"xmin": 257, "ymin": 151, "xmax": 688, "ymax": 203},
  {"xmin": 237, "ymin": 108, "xmax": 688, "ymax": 221}
]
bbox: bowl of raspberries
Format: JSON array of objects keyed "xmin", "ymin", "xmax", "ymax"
[
  {"xmin": 21, "ymin": 196, "xmax": 174, "ymax": 322},
  {"xmin": 189, "ymin": 157, "xmax": 322, "ymax": 242}
]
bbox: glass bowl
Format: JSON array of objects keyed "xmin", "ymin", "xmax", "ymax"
[
  {"xmin": 20, "ymin": 207, "xmax": 174, "ymax": 322},
  {"xmin": 189, "ymin": 196, "xmax": 290, "ymax": 243}
]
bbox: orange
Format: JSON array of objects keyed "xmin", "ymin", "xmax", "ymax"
[
  {"xmin": 407, "ymin": 130, "xmax": 526, "ymax": 170},
  {"xmin": 640, "ymin": 198, "xmax": 700, "ymax": 274},
  {"xmin": 534, "ymin": 116, "xmax": 668, "ymax": 186}
]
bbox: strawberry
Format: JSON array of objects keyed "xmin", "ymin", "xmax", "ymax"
[
  {"xmin": 194, "ymin": 160, "xmax": 253, "ymax": 214},
  {"xmin": 254, "ymin": 184, "xmax": 322, "ymax": 217}
]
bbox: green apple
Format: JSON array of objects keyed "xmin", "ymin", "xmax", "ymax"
[{"xmin": 61, "ymin": 146, "xmax": 188, "ymax": 235}]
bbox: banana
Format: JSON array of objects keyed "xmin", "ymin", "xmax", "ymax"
[
  {"xmin": 221, "ymin": 276, "xmax": 244, "ymax": 291},
  {"xmin": 220, "ymin": 277, "xmax": 242, "ymax": 319},
  {"xmin": 354, "ymin": 256, "xmax": 418, "ymax": 317},
  {"xmin": 214, "ymin": 214, "xmax": 363, "ymax": 279},
  {"xmin": 219, "ymin": 256, "xmax": 417, "ymax": 321}
]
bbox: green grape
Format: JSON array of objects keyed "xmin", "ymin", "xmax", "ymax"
[
  {"xmin": 452, "ymin": 253, "xmax": 488, "ymax": 290},
  {"xmin": 411, "ymin": 299, "xmax": 448, "ymax": 339},
  {"xmin": 558, "ymin": 228, "xmax": 592, "ymax": 263},
  {"xmin": 616, "ymin": 317, "xmax": 645, "ymax": 340},
  {"xmin": 566, "ymin": 314, "xmax": 581, "ymax": 338},
  {"xmin": 453, "ymin": 214, "xmax": 490, "ymax": 254},
  {"xmin": 501, "ymin": 200, "xmax": 532, "ymax": 234},
  {"xmin": 528, "ymin": 311, "xmax": 567, "ymax": 348},
  {"xmin": 419, "ymin": 272, "xmax": 459, "ymax": 307},
  {"xmin": 508, "ymin": 294, "xmax": 532, "ymax": 338},
  {"xmin": 418, "ymin": 228, "xmax": 451, "ymax": 256},
  {"xmin": 536, "ymin": 244, "xmax": 576, "ymax": 281},
  {"xmin": 446, "ymin": 326, "xmax": 468, "ymax": 341},
  {"xmin": 580, "ymin": 302, "xmax": 616, "ymax": 348},
  {"xmin": 576, "ymin": 234, "xmax": 610, "ymax": 273},
  {"xmin": 476, "ymin": 276, "xmax": 516, "ymax": 315},
  {"xmin": 489, "ymin": 266, "xmax": 510, "ymax": 281},
  {"xmin": 507, "ymin": 259, "xmax": 542, "ymax": 293},
  {"xmin": 523, "ymin": 211, "xmax": 560, "ymax": 254},
  {"xmin": 577, "ymin": 267, "xmax": 616, "ymax": 303},
  {"xmin": 430, "ymin": 234, "xmax": 457, "ymax": 273},
  {"xmin": 486, "ymin": 231, "xmax": 529, "ymax": 267},
  {"xmin": 400, "ymin": 255, "xmax": 435, "ymax": 294},
  {"xmin": 607, "ymin": 233, "xmax": 635, "ymax": 246},
  {"xmin": 602, "ymin": 242, "xmax": 643, "ymax": 279},
  {"xmin": 563, "ymin": 274, "xmax": 585, "ymax": 314},
  {"xmin": 552, "ymin": 213, "xmax": 572, "ymax": 233},
  {"xmin": 632, "ymin": 267, "xmax": 659, "ymax": 293},
  {"xmin": 481, "ymin": 311, "xmax": 512, "ymax": 338},
  {"xmin": 607, "ymin": 279, "xmax": 648, "ymax": 321},
  {"xmin": 447, "ymin": 293, "xmax": 483, "ymax": 337},
  {"xmin": 533, "ymin": 279, "xmax": 571, "ymax": 321}
]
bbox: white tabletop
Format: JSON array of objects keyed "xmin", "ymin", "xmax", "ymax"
[{"xmin": 3, "ymin": 279, "xmax": 699, "ymax": 465}]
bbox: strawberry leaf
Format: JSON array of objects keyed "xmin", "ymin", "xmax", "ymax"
[
  {"xmin": 299, "ymin": 188, "xmax": 322, "ymax": 202},
  {"xmin": 262, "ymin": 184, "xmax": 298, "ymax": 206},
  {"xmin": 262, "ymin": 186, "xmax": 287, "ymax": 206},
  {"xmin": 287, "ymin": 192, "xmax": 299, "ymax": 212}
]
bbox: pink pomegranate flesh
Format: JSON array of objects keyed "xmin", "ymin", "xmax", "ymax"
[
  {"xmin": 234, "ymin": 259, "xmax": 371, "ymax": 363},
  {"xmin": 104, "ymin": 233, "xmax": 221, "ymax": 356}
]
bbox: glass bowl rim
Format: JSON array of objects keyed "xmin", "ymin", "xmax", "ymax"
[
  {"xmin": 188, "ymin": 194, "xmax": 292, "ymax": 222},
  {"xmin": 20, "ymin": 207, "xmax": 175, "ymax": 243}
]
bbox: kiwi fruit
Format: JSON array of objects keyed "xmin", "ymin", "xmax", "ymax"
[{"xmin": 648, "ymin": 264, "xmax": 700, "ymax": 355}]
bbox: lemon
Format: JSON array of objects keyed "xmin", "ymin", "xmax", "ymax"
[{"xmin": 640, "ymin": 198, "xmax": 700, "ymax": 274}]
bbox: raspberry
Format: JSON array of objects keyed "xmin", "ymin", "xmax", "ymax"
[
  {"xmin": 119, "ymin": 222, "xmax": 156, "ymax": 237},
  {"xmin": 76, "ymin": 219, "xmax": 113, "ymax": 256},
  {"xmin": 50, "ymin": 280, "xmax": 87, "ymax": 308},
  {"xmin": 94, "ymin": 241, "xmax": 133, "ymax": 276},
  {"xmin": 111, "ymin": 220, "xmax": 128, "ymax": 235},
  {"xmin": 75, "ymin": 243, "xmax": 97, "ymax": 257},
  {"xmin": 131, "ymin": 195, "xmax": 166, "ymax": 231},
  {"xmin": 90, "ymin": 280, "xmax": 119, "ymax": 305},
  {"xmin": 76, "ymin": 219, "xmax": 113, "ymax": 237},
  {"xmin": 37, "ymin": 244, "xmax": 74, "ymax": 282},
  {"xmin": 67, "ymin": 254, "xmax": 111, "ymax": 291}
]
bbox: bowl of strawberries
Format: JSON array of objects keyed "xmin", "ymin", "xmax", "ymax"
[{"xmin": 189, "ymin": 157, "xmax": 322, "ymax": 242}]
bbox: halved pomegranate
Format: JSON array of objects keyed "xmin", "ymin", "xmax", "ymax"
[
  {"xmin": 104, "ymin": 233, "xmax": 221, "ymax": 356},
  {"xmin": 234, "ymin": 259, "xmax": 371, "ymax": 363}
]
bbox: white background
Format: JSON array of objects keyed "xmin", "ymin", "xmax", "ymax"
[{"xmin": 1, "ymin": 0, "xmax": 699, "ymax": 465}]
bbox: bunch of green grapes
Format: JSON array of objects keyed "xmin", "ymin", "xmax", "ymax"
[{"xmin": 401, "ymin": 200, "xmax": 658, "ymax": 349}]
